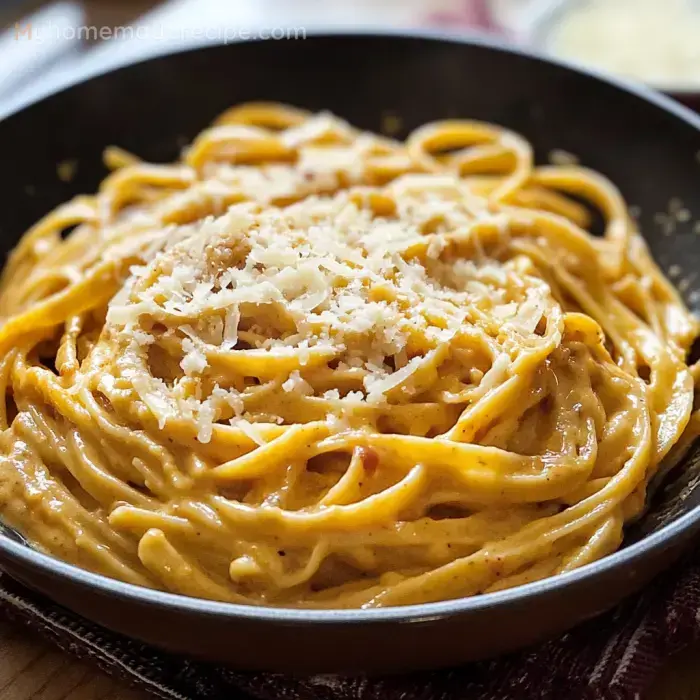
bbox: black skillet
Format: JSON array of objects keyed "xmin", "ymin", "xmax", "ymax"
[{"xmin": 1, "ymin": 31, "xmax": 700, "ymax": 675}]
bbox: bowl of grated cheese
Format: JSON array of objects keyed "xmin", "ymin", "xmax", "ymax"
[{"xmin": 532, "ymin": 0, "xmax": 700, "ymax": 108}]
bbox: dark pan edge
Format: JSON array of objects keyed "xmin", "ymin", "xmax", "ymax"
[
  {"xmin": 1, "ymin": 489, "xmax": 700, "ymax": 627},
  {"xmin": 3, "ymin": 27, "xmax": 700, "ymax": 131}
]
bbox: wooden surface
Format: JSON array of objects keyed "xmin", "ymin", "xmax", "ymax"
[{"xmin": 0, "ymin": 620, "xmax": 147, "ymax": 700}]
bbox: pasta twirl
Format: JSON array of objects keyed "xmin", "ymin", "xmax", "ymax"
[{"xmin": 0, "ymin": 103, "xmax": 697, "ymax": 608}]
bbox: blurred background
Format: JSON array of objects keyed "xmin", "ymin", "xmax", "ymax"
[{"xmin": 1, "ymin": 0, "xmax": 700, "ymax": 114}]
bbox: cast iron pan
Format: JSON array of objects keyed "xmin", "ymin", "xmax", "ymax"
[{"xmin": 1, "ymin": 31, "xmax": 700, "ymax": 675}]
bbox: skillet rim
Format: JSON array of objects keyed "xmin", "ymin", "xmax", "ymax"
[{"xmin": 1, "ymin": 28, "xmax": 700, "ymax": 626}]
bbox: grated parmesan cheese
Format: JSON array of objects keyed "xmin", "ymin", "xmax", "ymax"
[
  {"xmin": 103, "ymin": 171, "xmax": 563, "ymax": 438},
  {"xmin": 222, "ymin": 305, "xmax": 240, "ymax": 349},
  {"xmin": 547, "ymin": 0, "xmax": 700, "ymax": 88},
  {"xmin": 282, "ymin": 370, "xmax": 314, "ymax": 396},
  {"xmin": 180, "ymin": 338, "xmax": 208, "ymax": 376},
  {"xmin": 232, "ymin": 418, "xmax": 268, "ymax": 446}
]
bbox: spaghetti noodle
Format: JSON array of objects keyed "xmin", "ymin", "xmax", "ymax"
[{"xmin": 0, "ymin": 103, "xmax": 697, "ymax": 608}]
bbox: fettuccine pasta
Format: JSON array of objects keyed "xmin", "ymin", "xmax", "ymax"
[{"xmin": 0, "ymin": 103, "xmax": 697, "ymax": 608}]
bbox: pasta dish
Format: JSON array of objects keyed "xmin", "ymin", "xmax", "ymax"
[{"xmin": 0, "ymin": 103, "xmax": 697, "ymax": 608}]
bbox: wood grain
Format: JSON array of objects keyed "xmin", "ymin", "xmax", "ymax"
[
  {"xmin": 649, "ymin": 643, "xmax": 700, "ymax": 700},
  {"xmin": 0, "ymin": 620, "xmax": 148, "ymax": 700}
]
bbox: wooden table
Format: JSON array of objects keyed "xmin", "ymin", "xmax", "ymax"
[{"xmin": 0, "ymin": 620, "xmax": 147, "ymax": 700}]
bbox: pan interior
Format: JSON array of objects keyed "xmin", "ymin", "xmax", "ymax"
[{"xmin": 0, "ymin": 32, "xmax": 700, "ymax": 589}]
